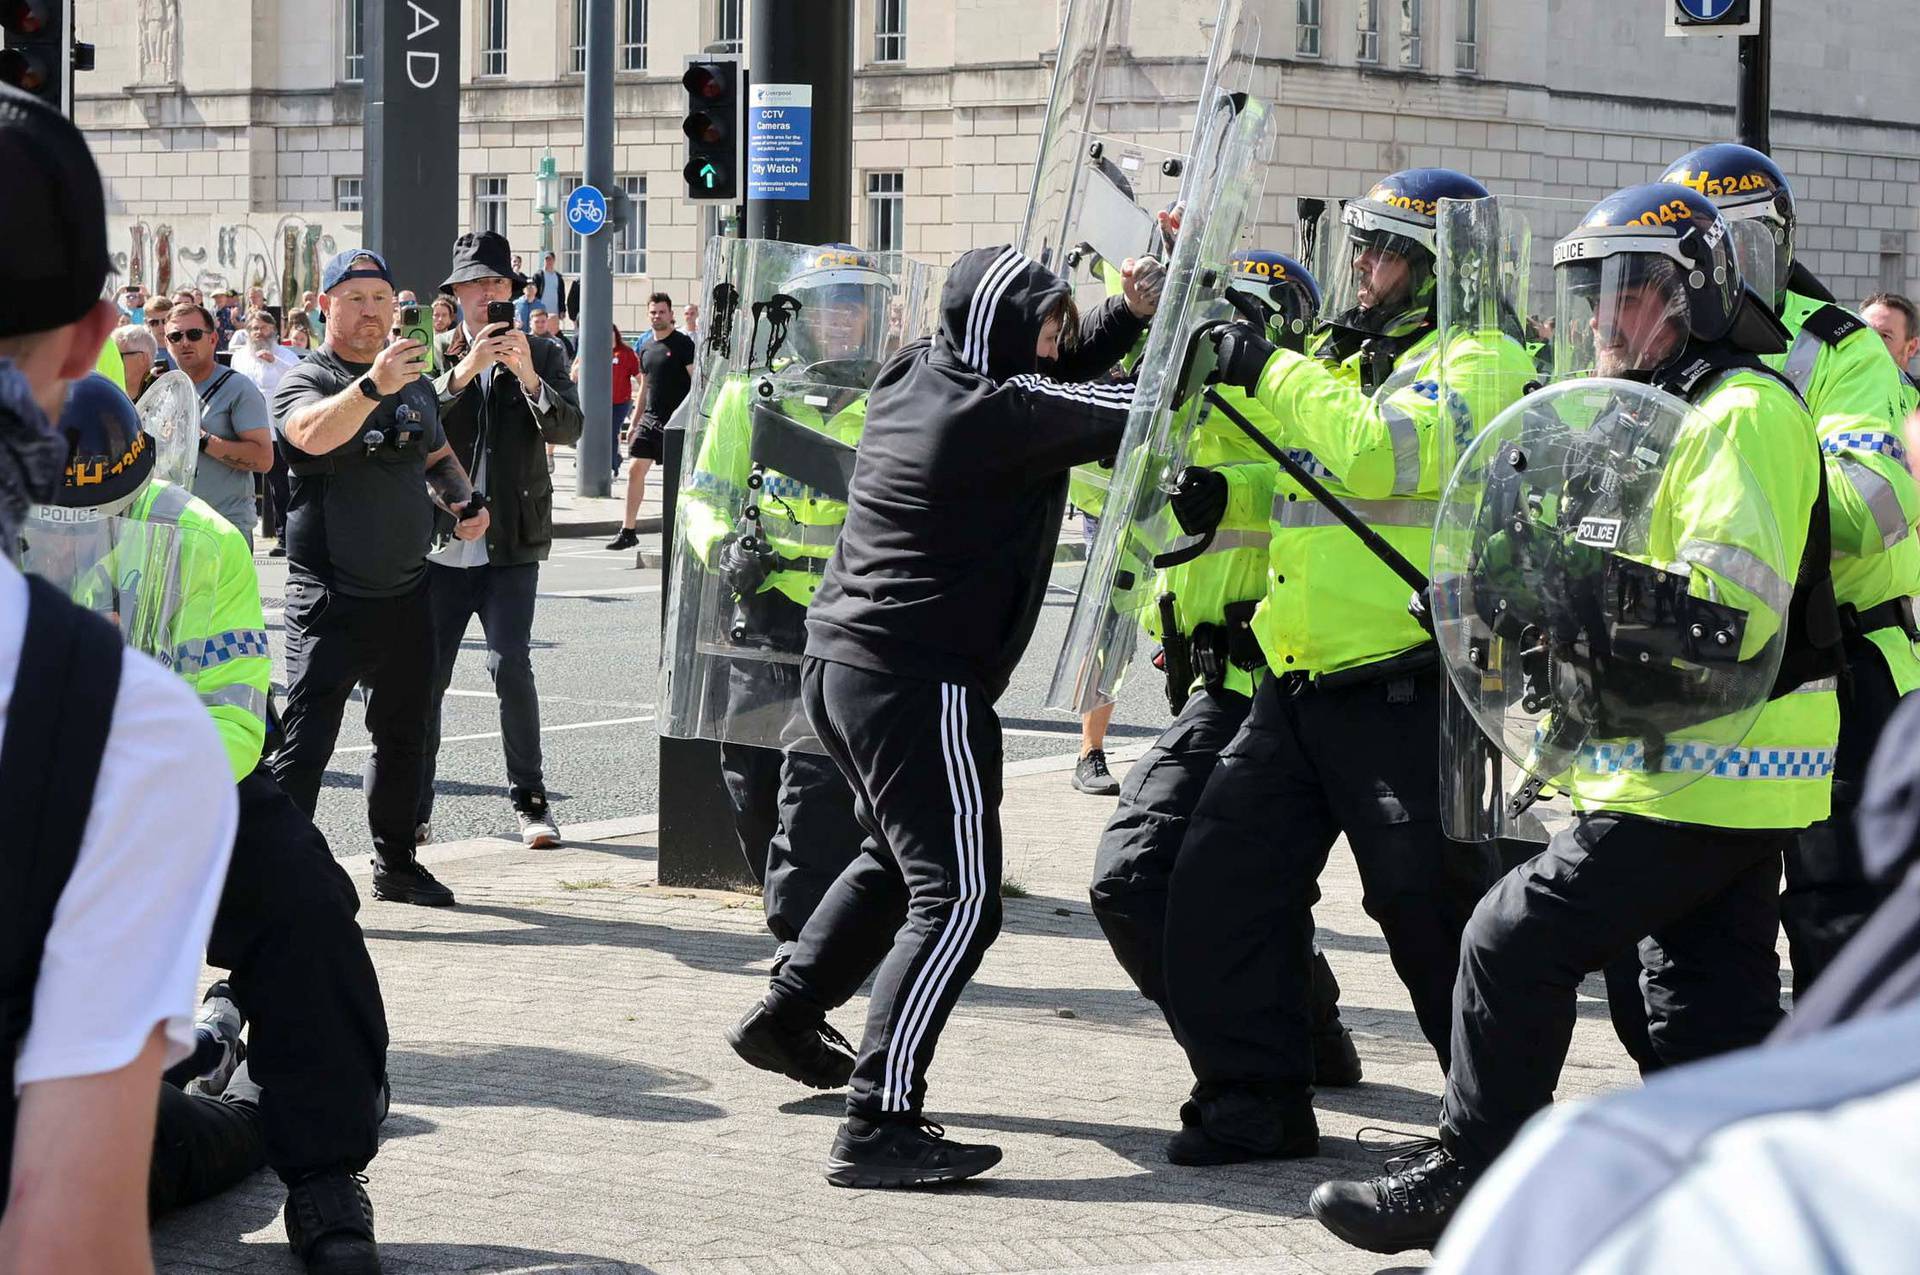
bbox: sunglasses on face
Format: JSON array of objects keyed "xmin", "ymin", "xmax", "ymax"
[{"xmin": 166, "ymin": 328, "xmax": 209, "ymax": 344}]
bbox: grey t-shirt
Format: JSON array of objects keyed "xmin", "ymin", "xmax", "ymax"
[
  {"xmin": 188, "ymin": 367, "xmax": 271, "ymax": 543},
  {"xmin": 271, "ymin": 347, "xmax": 447, "ymax": 598}
]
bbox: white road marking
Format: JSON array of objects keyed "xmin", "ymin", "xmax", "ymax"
[
  {"xmin": 538, "ymin": 584, "xmax": 662, "ymax": 598},
  {"xmin": 331, "ymin": 712, "xmax": 657, "ymax": 756}
]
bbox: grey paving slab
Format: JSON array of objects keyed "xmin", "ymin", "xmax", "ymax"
[{"xmin": 152, "ymin": 756, "xmax": 1655, "ymax": 1275}]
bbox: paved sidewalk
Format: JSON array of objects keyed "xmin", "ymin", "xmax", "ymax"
[
  {"xmin": 551, "ymin": 446, "xmax": 661, "ymax": 539},
  {"xmin": 153, "ymin": 751, "xmax": 1645, "ymax": 1275}
]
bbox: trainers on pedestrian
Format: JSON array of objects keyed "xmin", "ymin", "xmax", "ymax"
[
  {"xmin": 413, "ymin": 822, "xmax": 432, "ymax": 846},
  {"xmin": 1166, "ymin": 1088, "xmax": 1318, "ymax": 1165},
  {"xmin": 825, "ymin": 1117, "xmax": 1002, "ymax": 1189},
  {"xmin": 1072, "ymin": 748, "xmax": 1120, "ymax": 796},
  {"xmin": 512, "ymin": 787, "xmax": 561, "ymax": 847},
  {"xmin": 606, "ymin": 527, "xmax": 639, "ymax": 551},
  {"xmin": 268, "ymin": 543, "xmax": 287, "ymax": 558},
  {"xmin": 189, "ymin": 982, "xmax": 246, "ymax": 1098},
  {"xmin": 1313, "ymin": 1025, "xmax": 1364, "ymax": 1088},
  {"xmin": 725, "ymin": 1002, "xmax": 855, "ymax": 1089},
  {"xmin": 1308, "ymin": 1138, "xmax": 1476, "ymax": 1254},
  {"xmin": 370, "ymin": 860, "xmax": 456, "ymax": 908},
  {"xmin": 283, "ymin": 1169, "xmax": 381, "ymax": 1274}
]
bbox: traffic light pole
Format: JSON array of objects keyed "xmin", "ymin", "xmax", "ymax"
[
  {"xmin": 1735, "ymin": 0, "xmax": 1772, "ymax": 153},
  {"xmin": 745, "ymin": 0, "xmax": 853, "ymax": 244},
  {"xmin": 576, "ymin": 0, "xmax": 614, "ymax": 498}
]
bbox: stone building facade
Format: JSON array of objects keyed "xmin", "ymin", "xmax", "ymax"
[{"xmin": 76, "ymin": 0, "xmax": 1920, "ymax": 330}]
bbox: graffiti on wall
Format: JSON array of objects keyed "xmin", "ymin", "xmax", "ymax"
[{"xmin": 111, "ymin": 215, "xmax": 349, "ymax": 306}]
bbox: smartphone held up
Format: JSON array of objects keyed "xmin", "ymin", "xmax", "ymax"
[{"xmin": 393, "ymin": 303, "xmax": 438, "ymax": 376}]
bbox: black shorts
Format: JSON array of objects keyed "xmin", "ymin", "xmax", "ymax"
[{"xmin": 628, "ymin": 422, "xmax": 664, "ymax": 461}]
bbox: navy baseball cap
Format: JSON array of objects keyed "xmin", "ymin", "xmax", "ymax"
[
  {"xmin": 0, "ymin": 84, "xmax": 114, "ymax": 339},
  {"xmin": 320, "ymin": 249, "xmax": 396, "ymax": 295}
]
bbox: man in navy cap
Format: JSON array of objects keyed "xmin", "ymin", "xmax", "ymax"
[{"xmin": 270, "ymin": 248, "xmax": 489, "ymax": 908}]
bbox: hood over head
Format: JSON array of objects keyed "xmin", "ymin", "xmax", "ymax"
[{"xmin": 935, "ymin": 245, "xmax": 1072, "ymax": 382}]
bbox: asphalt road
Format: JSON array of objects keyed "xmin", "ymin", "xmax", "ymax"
[{"xmin": 257, "ymin": 529, "xmax": 1170, "ymax": 861}]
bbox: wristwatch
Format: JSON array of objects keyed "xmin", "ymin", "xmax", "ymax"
[
  {"xmin": 357, "ymin": 375, "xmax": 384, "ymax": 403},
  {"xmin": 197, "ymin": 432, "xmax": 209, "ymax": 453}
]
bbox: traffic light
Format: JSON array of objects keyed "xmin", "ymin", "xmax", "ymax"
[
  {"xmin": 682, "ymin": 58, "xmax": 742, "ymax": 204},
  {"xmin": 1, "ymin": 0, "xmax": 90, "ymax": 115},
  {"xmin": 1668, "ymin": 0, "xmax": 1759, "ymax": 37}
]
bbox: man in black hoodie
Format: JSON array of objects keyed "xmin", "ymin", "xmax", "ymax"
[{"xmin": 725, "ymin": 243, "xmax": 1164, "ymax": 1187}]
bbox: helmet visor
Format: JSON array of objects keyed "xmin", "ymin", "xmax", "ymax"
[
  {"xmin": 1320, "ymin": 200, "xmax": 1435, "ymax": 329},
  {"xmin": 1554, "ymin": 251, "xmax": 1693, "ymax": 381},
  {"xmin": 787, "ymin": 269, "xmax": 896, "ymax": 369}
]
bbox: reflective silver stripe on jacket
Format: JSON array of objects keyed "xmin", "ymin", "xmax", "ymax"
[
  {"xmin": 1678, "ymin": 539, "xmax": 1794, "ymax": 617},
  {"xmin": 1783, "ymin": 328, "xmax": 1823, "ymax": 394},
  {"xmin": 1835, "ymin": 455, "xmax": 1912, "ymax": 551},
  {"xmin": 143, "ymin": 482, "xmax": 195, "ymax": 525},
  {"xmin": 1199, "ymin": 528, "xmax": 1272, "ymax": 555},
  {"xmin": 759, "ymin": 515, "xmax": 842, "ymax": 547},
  {"xmin": 200, "ymin": 683, "xmax": 269, "ymax": 721},
  {"xmin": 1270, "ymin": 496, "xmax": 1439, "ymax": 530},
  {"xmin": 1790, "ymin": 677, "xmax": 1840, "ymax": 694},
  {"xmin": 1382, "ymin": 403, "xmax": 1423, "ymax": 494}
]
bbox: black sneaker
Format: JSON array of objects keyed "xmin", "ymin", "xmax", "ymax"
[
  {"xmin": 725, "ymin": 1002, "xmax": 855, "ymax": 1089},
  {"xmin": 824, "ymin": 1117, "xmax": 1002, "ymax": 1189},
  {"xmin": 512, "ymin": 787, "xmax": 560, "ymax": 848},
  {"xmin": 268, "ymin": 543, "xmax": 287, "ymax": 558},
  {"xmin": 1072, "ymin": 748, "xmax": 1120, "ymax": 796},
  {"xmin": 370, "ymin": 860, "xmax": 456, "ymax": 908},
  {"xmin": 1166, "ymin": 1089, "xmax": 1318, "ymax": 1165},
  {"xmin": 1309, "ymin": 1138, "xmax": 1477, "ymax": 1254},
  {"xmin": 284, "ymin": 1170, "xmax": 381, "ymax": 1274},
  {"xmin": 606, "ymin": 527, "xmax": 639, "ymax": 551},
  {"xmin": 1313, "ymin": 1025, "xmax": 1364, "ymax": 1088}
]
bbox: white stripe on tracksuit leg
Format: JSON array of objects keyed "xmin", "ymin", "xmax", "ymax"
[{"xmin": 881, "ymin": 683, "xmax": 987, "ymax": 1112}]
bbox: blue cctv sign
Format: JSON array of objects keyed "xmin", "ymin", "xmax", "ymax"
[
  {"xmin": 1676, "ymin": 0, "xmax": 1735, "ymax": 16},
  {"xmin": 566, "ymin": 185, "xmax": 609, "ymax": 237}
]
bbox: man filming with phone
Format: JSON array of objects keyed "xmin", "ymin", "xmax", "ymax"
[
  {"xmin": 421, "ymin": 231, "xmax": 581, "ymax": 849},
  {"xmin": 269, "ymin": 249, "xmax": 487, "ymax": 908}
]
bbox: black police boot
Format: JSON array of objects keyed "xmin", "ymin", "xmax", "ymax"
[
  {"xmin": 726, "ymin": 1002, "xmax": 855, "ymax": 1089},
  {"xmin": 370, "ymin": 858, "xmax": 456, "ymax": 907},
  {"xmin": 1166, "ymin": 1086, "xmax": 1318, "ymax": 1165},
  {"xmin": 1313, "ymin": 1026, "xmax": 1364, "ymax": 1088},
  {"xmin": 824, "ymin": 1116, "xmax": 1002, "ymax": 1189},
  {"xmin": 283, "ymin": 1170, "xmax": 381, "ymax": 1274},
  {"xmin": 1071, "ymin": 748, "xmax": 1120, "ymax": 796},
  {"xmin": 1308, "ymin": 1138, "xmax": 1477, "ymax": 1254}
]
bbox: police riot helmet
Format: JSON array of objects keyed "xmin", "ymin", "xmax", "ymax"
[
  {"xmin": 36, "ymin": 373, "xmax": 153, "ymax": 521},
  {"xmin": 1324, "ymin": 168, "xmax": 1491, "ymax": 329},
  {"xmin": 780, "ymin": 243, "xmax": 896, "ymax": 374},
  {"xmin": 1228, "ymin": 249, "xmax": 1321, "ymax": 349},
  {"xmin": 1551, "ymin": 182, "xmax": 1788, "ymax": 381},
  {"xmin": 1661, "ymin": 143, "xmax": 1795, "ymax": 307}
]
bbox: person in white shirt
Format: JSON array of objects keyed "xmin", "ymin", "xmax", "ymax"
[{"xmin": 230, "ymin": 308, "xmax": 299, "ymax": 402}]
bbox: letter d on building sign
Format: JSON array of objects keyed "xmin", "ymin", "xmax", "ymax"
[{"xmin": 365, "ymin": 0, "xmax": 461, "ymax": 302}]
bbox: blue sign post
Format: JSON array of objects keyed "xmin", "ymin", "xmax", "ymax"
[{"xmin": 565, "ymin": 184, "xmax": 609, "ymax": 237}]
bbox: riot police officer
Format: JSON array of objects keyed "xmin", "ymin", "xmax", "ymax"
[
  {"xmin": 688, "ymin": 246, "xmax": 889, "ymax": 1029},
  {"xmin": 1661, "ymin": 143, "xmax": 1920, "ymax": 993},
  {"xmin": 1155, "ymin": 170, "xmax": 1533, "ymax": 1165},
  {"xmin": 1087, "ymin": 249, "xmax": 1360, "ymax": 1087},
  {"xmin": 1308, "ymin": 184, "xmax": 1841, "ymax": 1255}
]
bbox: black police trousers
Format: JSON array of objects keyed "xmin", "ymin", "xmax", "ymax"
[
  {"xmin": 1163, "ymin": 665, "xmax": 1496, "ymax": 1096},
  {"xmin": 1090, "ymin": 684, "xmax": 1345, "ymax": 1033},
  {"xmin": 150, "ymin": 1085, "xmax": 265, "ymax": 1217},
  {"xmin": 767, "ymin": 658, "xmax": 1003, "ymax": 1120},
  {"xmin": 1441, "ymin": 812, "xmax": 1786, "ymax": 1168},
  {"xmin": 1784, "ymin": 632, "xmax": 1906, "ymax": 995},
  {"xmin": 716, "ymin": 593, "xmax": 864, "ymax": 944},
  {"xmin": 212, "ymin": 768, "xmax": 388, "ymax": 1181},
  {"xmin": 272, "ymin": 572, "xmax": 436, "ymax": 868}
]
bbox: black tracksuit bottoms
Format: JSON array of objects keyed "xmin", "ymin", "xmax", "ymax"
[
  {"xmin": 1441, "ymin": 812, "xmax": 1786, "ymax": 1168},
  {"xmin": 1089, "ymin": 684, "xmax": 1345, "ymax": 1031},
  {"xmin": 767, "ymin": 657, "xmax": 1004, "ymax": 1120},
  {"xmin": 1162, "ymin": 668, "xmax": 1497, "ymax": 1097}
]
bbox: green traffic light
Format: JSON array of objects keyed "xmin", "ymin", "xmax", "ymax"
[{"xmin": 700, "ymin": 163, "xmax": 717, "ymax": 188}]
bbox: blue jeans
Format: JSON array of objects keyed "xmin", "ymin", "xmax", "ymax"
[{"xmin": 418, "ymin": 561, "xmax": 545, "ymax": 821}]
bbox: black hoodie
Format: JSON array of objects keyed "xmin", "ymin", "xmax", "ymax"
[{"xmin": 805, "ymin": 244, "xmax": 1146, "ymax": 700}]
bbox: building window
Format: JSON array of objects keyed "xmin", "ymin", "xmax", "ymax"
[
  {"xmin": 622, "ymin": 0, "xmax": 647, "ymax": 70},
  {"xmin": 474, "ymin": 176, "xmax": 509, "ymax": 237},
  {"xmin": 481, "ymin": 0, "xmax": 509, "ymax": 77},
  {"xmin": 867, "ymin": 172, "xmax": 905, "ymax": 253},
  {"xmin": 1455, "ymin": 0, "xmax": 1478, "ymax": 73},
  {"xmin": 874, "ymin": 0, "xmax": 905, "ymax": 62},
  {"xmin": 1296, "ymin": 0, "xmax": 1321, "ymax": 57},
  {"xmin": 569, "ymin": 0, "xmax": 587, "ymax": 73},
  {"xmin": 1399, "ymin": 0, "xmax": 1422, "ymax": 67},
  {"xmin": 340, "ymin": 0, "xmax": 364, "ymax": 83},
  {"xmin": 335, "ymin": 177, "xmax": 363, "ymax": 212},
  {"xmin": 615, "ymin": 177, "xmax": 648, "ymax": 275},
  {"xmin": 1356, "ymin": 0, "xmax": 1380, "ymax": 63},
  {"xmin": 716, "ymin": 0, "xmax": 743, "ymax": 47}
]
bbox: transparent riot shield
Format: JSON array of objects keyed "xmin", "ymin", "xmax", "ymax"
[
  {"xmin": 1431, "ymin": 194, "xmax": 1589, "ymax": 840},
  {"xmin": 1020, "ymin": 0, "xmax": 1264, "ymax": 295},
  {"xmin": 1046, "ymin": 92, "xmax": 1275, "ymax": 714},
  {"xmin": 1431, "ymin": 379, "xmax": 1788, "ymax": 826},
  {"xmin": 17, "ymin": 513, "xmax": 188, "ymax": 659},
  {"xmin": 137, "ymin": 370, "xmax": 202, "ymax": 490}
]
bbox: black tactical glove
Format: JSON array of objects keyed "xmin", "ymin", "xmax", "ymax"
[
  {"xmin": 717, "ymin": 534, "xmax": 779, "ymax": 597},
  {"xmin": 1168, "ymin": 466, "xmax": 1229, "ymax": 536},
  {"xmin": 1209, "ymin": 320, "xmax": 1278, "ymax": 394}
]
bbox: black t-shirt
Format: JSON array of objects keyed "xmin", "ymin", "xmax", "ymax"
[
  {"xmin": 270, "ymin": 347, "xmax": 447, "ymax": 598},
  {"xmin": 637, "ymin": 330, "xmax": 697, "ymax": 431}
]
